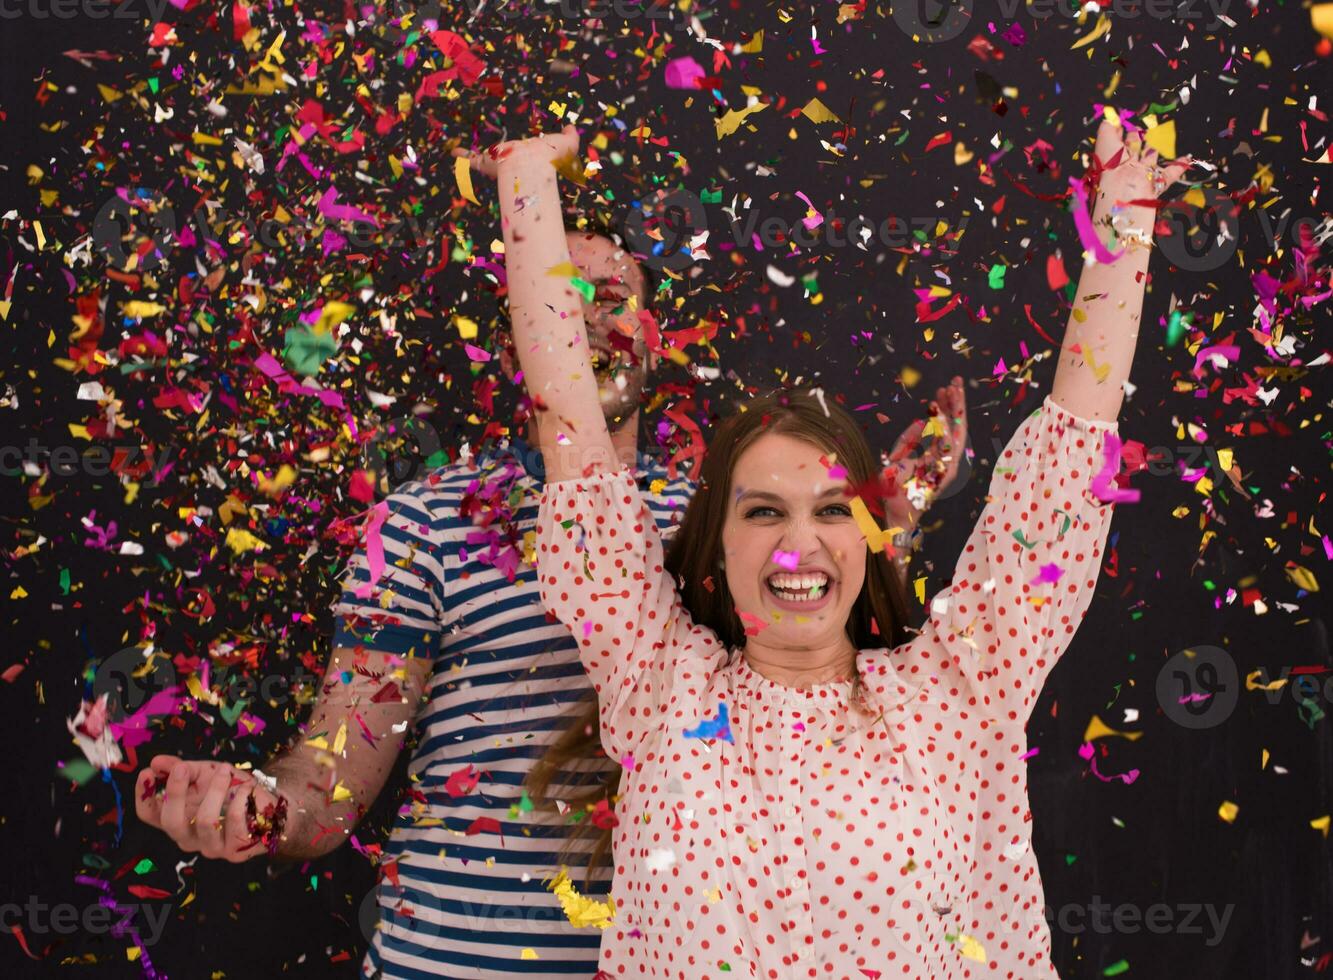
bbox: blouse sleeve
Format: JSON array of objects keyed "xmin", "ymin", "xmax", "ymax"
[
  {"xmin": 880, "ymin": 395, "xmax": 1120, "ymax": 724},
  {"xmin": 534, "ymin": 467, "xmax": 726, "ymax": 760}
]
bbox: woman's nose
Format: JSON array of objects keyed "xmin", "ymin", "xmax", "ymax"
[{"xmin": 779, "ymin": 516, "xmax": 821, "ymax": 555}]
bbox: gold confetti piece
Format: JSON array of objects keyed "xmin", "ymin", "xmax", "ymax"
[
  {"xmin": 715, "ymin": 102, "xmax": 768, "ymax": 140},
  {"xmin": 455, "ymin": 155, "xmax": 480, "ymax": 205},
  {"xmin": 1143, "ymin": 119, "xmax": 1177, "ymax": 159},
  {"xmin": 1218, "ymin": 801, "xmax": 1239, "ymax": 823},
  {"xmin": 315, "ymin": 301, "xmax": 356, "ymax": 333},
  {"xmin": 800, "ymin": 98, "xmax": 840, "ymax": 124},
  {"xmin": 954, "ymin": 142, "xmax": 974, "ymax": 165},
  {"xmin": 739, "ymin": 30, "xmax": 763, "ymax": 52},
  {"xmin": 1312, "ymin": 815, "xmax": 1330, "ymax": 837},
  {"xmin": 1284, "ymin": 563, "xmax": 1319, "ymax": 592},
  {"xmin": 1082, "ymin": 715, "xmax": 1144, "ymax": 743},
  {"xmin": 520, "ymin": 949, "xmax": 538, "ymax": 960},
  {"xmin": 454, "ymin": 315, "xmax": 478, "ymax": 340},
  {"xmin": 1245, "ymin": 670, "xmax": 1287, "ymax": 692}
]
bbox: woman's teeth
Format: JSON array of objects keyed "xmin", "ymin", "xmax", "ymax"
[{"xmin": 766, "ymin": 573, "xmax": 829, "ymax": 601}]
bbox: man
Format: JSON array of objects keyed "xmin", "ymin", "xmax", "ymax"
[{"xmin": 134, "ymin": 170, "xmax": 961, "ymax": 979}]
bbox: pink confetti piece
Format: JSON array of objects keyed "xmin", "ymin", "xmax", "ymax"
[
  {"xmin": 1067, "ymin": 174, "xmax": 1125, "ymax": 265},
  {"xmin": 583, "ymin": 621, "xmax": 594, "ymax": 639},
  {"xmin": 317, "ymin": 186, "xmax": 379, "ymax": 226},
  {"xmin": 664, "ymin": 55, "xmax": 705, "ymax": 89},
  {"xmin": 620, "ymin": 752, "xmax": 636, "ymax": 771},
  {"xmin": 1190, "ymin": 343, "xmax": 1241, "ymax": 378},
  {"xmin": 110, "ymin": 687, "xmax": 188, "ymax": 750},
  {"xmin": 1032, "ymin": 563, "xmax": 1065, "ymax": 585},
  {"xmin": 794, "ymin": 191, "xmax": 824, "ymax": 229},
  {"xmin": 772, "ymin": 549, "xmax": 801, "ymax": 570},
  {"xmin": 464, "ymin": 343, "xmax": 492, "ymax": 362},
  {"xmin": 1020, "ymin": 747, "xmax": 1040, "ymax": 761},
  {"xmin": 252, "ymin": 351, "xmax": 346, "ymax": 408},
  {"xmin": 352, "ymin": 500, "xmax": 391, "ymax": 600},
  {"xmin": 1079, "ymin": 742, "xmax": 1140, "ymax": 785},
  {"xmin": 1090, "ymin": 432, "xmax": 1141, "ymax": 504}
]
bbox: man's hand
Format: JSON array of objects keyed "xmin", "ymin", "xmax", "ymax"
[
  {"xmin": 883, "ymin": 376, "xmax": 968, "ymax": 533},
  {"xmin": 136, "ymin": 755, "xmax": 285, "ymax": 863},
  {"xmin": 450, "ymin": 125, "xmax": 580, "ymax": 182}
]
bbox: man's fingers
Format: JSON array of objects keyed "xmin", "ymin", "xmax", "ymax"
[
  {"xmin": 135, "ymin": 768, "xmax": 163, "ymax": 826},
  {"xmin": 159, "ymin": 759, "xmax": 196, "ymax": 845},
  {"xmin": 195, "ymin": 766, "xmax": 233, "ymax": 858},
  {"xmin": 224, "ymin": 783, "xmax": 256, "ymax": 862}
]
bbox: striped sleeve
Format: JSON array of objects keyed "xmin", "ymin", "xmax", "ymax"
[{"xmin": 332, "ymin": 484, "xmax": 448, "ymax": 657}]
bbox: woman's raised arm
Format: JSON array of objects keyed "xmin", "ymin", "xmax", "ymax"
[
  {"xmin": 1050, "ymin": 113, "xmax": 1194, "ymax": 423},
  {"xmin": 454, "ymin": 127, "xmax": 618, "ymax": 482}
]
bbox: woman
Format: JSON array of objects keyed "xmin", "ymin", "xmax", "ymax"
[{"xmin": 457, "ymin": 116, "xmax": 1192, "ymax": 978}]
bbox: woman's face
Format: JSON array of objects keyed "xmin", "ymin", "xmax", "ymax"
[{"xmin": 720, "ymin": 431, "xmax": 868, "ymax": 651}]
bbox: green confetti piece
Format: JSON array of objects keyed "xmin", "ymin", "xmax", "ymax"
[
  {"xmin": 1065, "ymin": 853, "xmax": 1078, "ymax": 866},
  {"xmin": 134, "ymin": 858, "xmax": 154, "ymax": 874},
  {"xmin": 1103, "ymin": 960, "xmax": 1130, "ymax": 976},
  {"xmin": 310, "ymin": 874, "xmax": 319, "ymax": 890},
  {"xmin": 988, "ymin": 263, "xmax": 1007, "ymax": 289},
  {"xmin": 59, "ymin": 568, "xmax": 70, "ymax": 595},
  {"xmin": 60, "ymin": 759, "xmax": 99, "ymax": 786},
  {"xmin": 82, "ymin": 854, "xmax": 111, "ymax": 870},
  {"xmin": 148, "ymin": 77, "xmax": 159, "ymax": 94},
  {"xmin": 1012, "ymin": 530, "xmax": 1037, "ymax": 549},
  {"xmin": 282, "ymin": 323, "xmax": 339, "ymax": 377},
  {"xmin": 571, "ymin": 277, "xmax": 596, "ymax": 303},
  {"xmin": 718, "ymin": 963, "xmax": 731, "ymax": 972},
  {"xmin": 221, "ymin": 698, "xmax": 248, "ymax": 726},
  {"xmin": 700, "ymin": 188, "xmax": 722, "ymax": 204},
  {"xmin": 1165, "ymin": 309, "xmax": 1185, "ymax": 347}
]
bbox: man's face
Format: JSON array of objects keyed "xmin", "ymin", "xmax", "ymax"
[{"xmin": 565, "ymin": 230, "xmax": 656, "ymax": 430}]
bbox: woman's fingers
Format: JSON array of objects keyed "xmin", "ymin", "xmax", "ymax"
[{"xmin": 888, "ymin": 418, "xmax": 926, "ymax": 463}]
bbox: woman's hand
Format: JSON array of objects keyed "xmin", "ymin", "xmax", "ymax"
[
  {"xmin": 883, "ymin": 377, "xmax": 967, "ymax": 533},
  {"xmin": 450, "ymin": 125, "xmax": 580, "ymax": 182},
  {"xmin": 135, "ymin": 755, "xmax": 286, "ymax": 862},
  {"xmin": 1090, "ymin": 114, "xmax": 1194, "ymax": 203}
]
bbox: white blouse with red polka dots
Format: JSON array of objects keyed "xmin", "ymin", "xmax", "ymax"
[{"xmin": 534, "ymin": 396, "xmax": 1119, "ymax": 979}]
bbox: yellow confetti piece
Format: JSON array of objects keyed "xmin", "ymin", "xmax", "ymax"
[
  {"xmin": 957, "ymin": 933, "xmax": 987, "ymax": 963},
  {"xmin": 1143, "ymin": 119, "xmax": 1177, "ymax": 159},
  {"xmin": 122, "ymin": 301, "xmax": 166, "ymax": 318},
  {"xmin": 455, "ymin": 155, "xmax": 480, "ymax": 205},
  {"xmin": 1082, "ymin": 715, "xmax": 1144, "ymax": 743},
  {"xmin": 954, "ymin": 142, "xmax": 974, "ymax": 166},
  {"xmin": 800, "ymin": 98, "xmax": 840, "ymax": 124},
  {"xmin": 548, "ymin": 869, "xmax": 616, "ymax": 929},
  {"xmin": 545, "ymin": 260, "xmax": 581, "ymax": 277},
  {"xmin": 1245, "ymin": 669, "xmax": 1287, "ymax": 692},
  {"xmin": 34, "ymin": 222, "xmax": 46, "ymax": 250},
  {"xmin": 315, "ymin": 300, "xmax": 356, "ymax": 333},
  {"xmin": 520, "ymin": 949, "xmax": 538, "ymax": 960},
  {"xmin": 715, "ymin": 102, "xmax": 768, "ymax": 140},
  {"xmin": 1312, "ymin": 815, "xmax": 1331, "ymax": 837},
  {"xmin": 330, "ymin": 781, "xmax": 353, "ymax": 802},
  {"xmin": 849, "ymin": 496, "xmax": 896, "ymax": 553},
  {"xmin": 1315, "ymin": 3, "xmax": 1333, "ymax": 38},
  {"xmin": 10, "ymin": 586, "xmax": 29, "ymax": 599},
  {"xmin": 333, "ymin": 719, "xmax": 348, "ymax": 754},
  {"xmin": 1284, "ymin": 563, "xmax": 1319, "ymax": 592},
  {"xmin": 1218, "ymin": 801, "xmax": 1239, "ymax": 824},
  {"xmin": 1072, "ymin": 13, "xmax": 1111, "ymax": 49},
  {"xmin": 224, "ymin": 527, "xmax": 267, "ymax": 555},
  {"xmin": 0, "ymin": 301, "xmax": 11, "ymax": 321},
  {"xmin": 914, "ymin": 575, "xmax": 927, "ymax": 605},
  {"xmin": 900, "ymin": 365, "xmax": 921, "ymax": 389},
  {"xmin": 454, "ymin": 315, "xmax": 478, "ymax": 340}
]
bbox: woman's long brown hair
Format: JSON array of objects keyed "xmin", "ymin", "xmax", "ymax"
[{"xmin": 525, "ymin": 390, "xmax": 913, "ymax": 885}]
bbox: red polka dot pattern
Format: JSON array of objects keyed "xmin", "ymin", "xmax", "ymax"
[{"xmin": 535, "ymin": 397, "xmax": 1119, "ymax": 979}]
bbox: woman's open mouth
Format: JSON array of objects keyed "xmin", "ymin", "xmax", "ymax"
[{"xmin": 765, "ymin": 571, "xmax": 832, "ymax": 607}]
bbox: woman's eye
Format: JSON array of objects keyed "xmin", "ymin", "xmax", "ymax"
[
  {"xmin": 821, "ymin": 504, "xmax": 852, "ymax": 517},
  {"xmin": 744, "ymin": 506, "xmax": 779, "ymax": 519}
]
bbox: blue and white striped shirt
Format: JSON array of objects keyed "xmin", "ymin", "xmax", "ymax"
[{"xmin": 332, "ymin": 441, "xmax": 692, "ymax": 980}]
